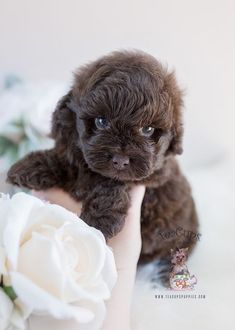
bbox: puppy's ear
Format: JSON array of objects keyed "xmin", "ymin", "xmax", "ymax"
[
  {"xmin": 182, "ymin": 247, "xmax": 189, "ymax": 253},
  {"xmin": 50, "ymin": 91, "xmax": 79, "ymax": 164},
  {"xmin": 165, "ymin": 71, "xmax": 184, "ymax": 155},
  {"xmin": 51, "ymin": 91, "xmax": 74, "ymax": 140}
]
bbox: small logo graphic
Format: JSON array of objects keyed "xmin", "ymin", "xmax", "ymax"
[{"xmin": 169, "ymin": 247, "xmax": 197, "ymax": 290}]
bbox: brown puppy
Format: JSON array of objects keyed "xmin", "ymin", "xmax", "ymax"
[{"xmin": 7, "ymin": 50, "xmax": 198, "ymax": 264}]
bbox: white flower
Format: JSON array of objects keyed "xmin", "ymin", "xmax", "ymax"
[
  {"xmin": 0, "ymin": 81, "xmax": 69, "ymax": 136},
  {"xmin": 0, "ymin": 193, "xmax": 117, "ymax": 330},
  {"xmin": 0, "ymin": 288, "xmax": 26, "ymax": 330},
  {"xmin": 0, "ymin": 81, "xmax": 69, "ymax": 171}
]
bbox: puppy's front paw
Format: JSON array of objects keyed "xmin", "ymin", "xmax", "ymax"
[
  {"xmin": 7, "ymin": 159, "xmax": 45, "ymax": 189},
  {"xmin": 7, "ymin": 150, "xmax": 62, "ymax": 190},
  {"xmin": 7, "ymin": 164, "xmax": 28, "ymax": 187},
  {"xmin": 79, "ymin": 180, "xmax": 130, "ymax": 239},
  {"xmin": 80, "ymin": 211, "xmax": 125, "ymax": 239}
]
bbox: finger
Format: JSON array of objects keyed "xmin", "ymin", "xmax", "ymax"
[
  {"xmin": 127, "ymin": 185, "xmax": 146, "ymax": 218},
  {"xmin": 108, "ymin": 185, "xmax": 145, "ymax": 245},
  {"xmin": 32, "ymin": 189, "xmax": 82, "ymax": 215}
]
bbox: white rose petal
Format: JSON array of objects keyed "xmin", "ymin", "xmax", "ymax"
[
  {"xmin": 101, "ymin": 247, "xmax": 118, "ymax": 290},
  {"xmin": 0, "ymin": 193, "xmax": 10, "ymax": 245},
  {"xmin": 3, "ymin": 193, "xmax": 44, "ymax": 270},
  {"xmin": 28, "ymin": 300, "xmax": 106, "ymax": 330},
  {"xmin": 0, "ymin": 287, "xmax": 13, "ymax": 329},
  {"xmin": 0, "ymin": 247, "xmax": 7, "ymax": 275},
  {"xmin": 10, "ymin": 272, "xmax": 94, "ymax": 323},
  {"xmin": 0, "ymin": 288, "xmax": 26, "ymax": 330},
  {"xmin": 0, "ymin": 194, "xmax": 10, "ymax": 275}
]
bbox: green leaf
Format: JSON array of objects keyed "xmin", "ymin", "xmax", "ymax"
[
  {"xmin": 0, "ymin": 136, "xmax": 16, "ymax": 156},
  {"xmin": 2, "ymin": 285, "xmax": 17, "ymax": 301}
]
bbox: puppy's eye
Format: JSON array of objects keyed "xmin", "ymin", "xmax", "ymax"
[
  {"xmin": 139, "ymin": 126, "xmax": 155, "ymax": 137},
  {"xmin": 95, "ymin": 117, "xmax": 108, "ymax": 129}
]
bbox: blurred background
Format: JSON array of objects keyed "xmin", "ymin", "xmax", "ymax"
[
  {"xmin": 0, "ymin": 0, "xmax": 234, "ymax": 329},
  {"xmin": 1, "ymin": 0, "xmax": 234, "ymax": 173}
]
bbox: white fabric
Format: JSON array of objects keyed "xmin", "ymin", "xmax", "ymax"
[{"xmin": 132, "ymin": 155, "xmax": 235, "ymax": 330}]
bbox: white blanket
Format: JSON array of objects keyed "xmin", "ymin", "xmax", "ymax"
[{"xmin": 132, "ymin": 156, "xmax": 235, "ymax": 329}]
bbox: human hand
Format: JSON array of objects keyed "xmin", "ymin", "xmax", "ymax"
[
  {"xmin": 32, "ymin": 185, "xmax": 145, "ymax": 330},
  {"xmin": 106, "ymin": 185, "xmax": 145, "ymax": 271}
]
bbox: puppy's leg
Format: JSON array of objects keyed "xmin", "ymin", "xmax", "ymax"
[
  {"xmin": 7, "ymin": 149, "xmax": 66, "ymax": 190},
  {"xmin": 139, "ymin": 178, "xmax": 198, "ymax": 263},
  {"xmin": 80, "ymin": 180, "xmax": 130, "ymax": 239}
]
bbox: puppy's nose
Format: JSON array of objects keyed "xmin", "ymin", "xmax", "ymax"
[{"xmin": 112, "ymin": 154, "xmax": 129, "ymax": 170}]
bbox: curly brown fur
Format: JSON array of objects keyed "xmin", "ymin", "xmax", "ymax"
[{"xmin": 7, "ymin": 50, "xmax": 198, "ymax": 262}]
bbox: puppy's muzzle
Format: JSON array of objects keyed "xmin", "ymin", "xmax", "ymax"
[{"xmin": 112, "ymin": 154, "xmax": 130, "ymax": 170}]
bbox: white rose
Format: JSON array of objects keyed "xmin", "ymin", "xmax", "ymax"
[
  {"xmin": 0, "ymin": 193, "xmax": 117, "ymax": 330},
  {"xmin": 24, "ymin": 82, "xmax": 69, "ymax": 136},
  {"xmin": 0, "ymin": 81, "xmax": 69, "ymax": 137}
]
